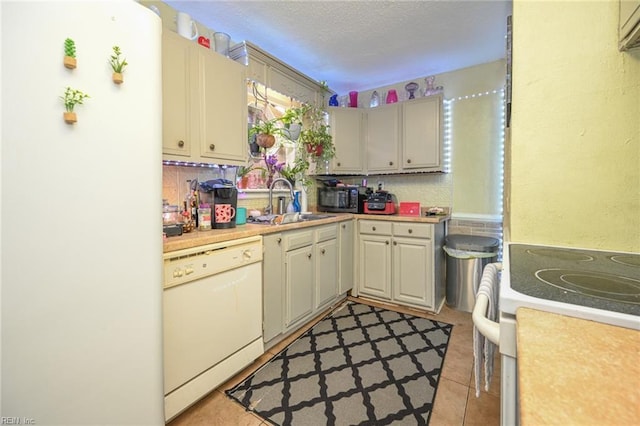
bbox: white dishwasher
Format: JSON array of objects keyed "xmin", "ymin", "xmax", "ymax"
[{"xmin": 163, "ymin": 236, "xmax": 264, "ymax": 421}]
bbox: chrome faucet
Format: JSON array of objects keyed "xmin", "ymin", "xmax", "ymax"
[{"xmin": 265, "ymin": 178, "xmax": 295, "ymax": 215}]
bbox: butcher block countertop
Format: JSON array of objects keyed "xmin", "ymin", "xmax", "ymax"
[
  {"xmin": 163, "ymin": 213, "xmax": 449, "ymax": 253},
  {"xmin": 516, "ymin": 308, "xmax": 640, "ymax": 425}
]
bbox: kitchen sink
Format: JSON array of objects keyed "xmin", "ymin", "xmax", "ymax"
[
  {"xmin": 247, "ymin": 213, "xmax": 335, "ymax": 226},
  {"xmin": 299, "ymin": 214, "xmax": 335, "ymax": 221}
]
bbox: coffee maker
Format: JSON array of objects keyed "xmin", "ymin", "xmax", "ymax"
[{"xmin": 199, "ymin": 179, "xmax": 238, "ymax": 229}]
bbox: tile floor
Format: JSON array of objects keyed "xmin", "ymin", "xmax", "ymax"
[{"xmin": 168, "ymin": 296, "xmax": 501, "ymax": 426}]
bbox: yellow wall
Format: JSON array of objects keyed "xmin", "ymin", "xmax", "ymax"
[{"xmin": 509, "ymin": 0, "xmax": 640, "ymax": 251}]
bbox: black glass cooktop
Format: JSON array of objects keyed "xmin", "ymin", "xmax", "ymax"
[{"xmin": 509, "ymin": 245, "xmax": 640, "ymax": 316}]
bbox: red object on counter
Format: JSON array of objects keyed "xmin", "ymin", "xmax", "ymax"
[
  {"xmin": 198, "ymin": 36, "xmax": 210, "ymax": 49},
  {"xmin": 399, "ymin": 202, "xmax": 421, "ymax": 216},
  {"xmin": 364, "ymin": 202, "xmax": 397, "ymax": 215}
]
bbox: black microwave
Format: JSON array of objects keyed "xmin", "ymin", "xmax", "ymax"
[{"xmin": 317, "ymin": 187, "xmax": 366, "ymax": 213}]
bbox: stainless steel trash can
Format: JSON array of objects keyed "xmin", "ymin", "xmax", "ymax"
[{"xmin": 444, "ymin": 235, "xmax": 500, "ymax": 312}]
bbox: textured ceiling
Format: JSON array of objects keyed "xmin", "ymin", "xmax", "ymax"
[{"xmin": 165, "ymin": 0, "xmax": 512, "ymax": 94}]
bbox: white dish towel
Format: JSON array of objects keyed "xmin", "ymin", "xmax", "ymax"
[{"xmin": 473, "ymin": 262, "xmax": 500, "ymax": 397}]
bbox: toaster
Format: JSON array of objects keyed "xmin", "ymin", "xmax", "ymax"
[{"xmin": 364, "ymin": 191, "xmax": 397, "ymax": 215}]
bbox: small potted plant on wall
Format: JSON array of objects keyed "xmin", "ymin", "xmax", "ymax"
[
  {"xmin": 109, "ymin": 46, "xmax": 128, "ymax": 84},
  {"xmin": 236, "ymin": 164, "xmax": 254, "ymax": 189},
  {"xmin": 249, "ymin": 117, "xmax": 283, "ymax": 149},
  {"xmin": 63, "ymin": 38, "xmax": 77, "ymax": 69},
  {"xmin": 60, "ymin": 86, "xmax": 90, "ymax": 124}
]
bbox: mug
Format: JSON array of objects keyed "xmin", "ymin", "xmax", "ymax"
[
  {"xmin": 214, "ymin": 204, "xmax": 235, "ymax": 223},
  {"xmin": 176, "ymin": 12, "xmax": 199, "ymax": 40},
  {"xmin": 213, "ymin": 32, "xmax": 231, "ymax": 57},
  {"xmin": 236, "ymin": 207, "xmax": 247, "ymax": 225}
]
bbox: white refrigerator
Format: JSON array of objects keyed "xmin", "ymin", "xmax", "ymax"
[{"xmin": 1, "ymin": 2, "xmax": 165, "ymax": 424}]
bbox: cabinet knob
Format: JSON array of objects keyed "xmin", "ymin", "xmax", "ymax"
[
  {"xmin": 307, "ymin": 253, "xmax": 312, "ymax": 259},
  {"xmin": 407, "ymin": 159, "xmax": 412, "ymax": 164},
  {"xmin": 372, "ymin": 226, "xmax": 376, "ymax": 231},
  {"xmin": 385, "ymin": 240, "xmax": 390, "ymax": 245},
  {"xmin": 342, "ymin": 224, "xmax": 346, "ymax": 229},
  {"xmin": 178, "ymin": 140, "xmax": 185, "ymax": 148},
  {"xmin": 277, "ymin": 237, "xmax": 282, "ymax": 244},
  {"xmin": 209, "ymin": 144, "xmax": 215, "ymax": 151},
  {"xmin": 393, "ymin": 241, "xmax": 397, "ymax": 246},
  {"xmin": 337, "ymin": 162, "xmax": 341, "ymax": 167},
  {"xmin": 321, "ymin": 248, "xmax": 326, "ymax": 255},
  {"xmin": 408, "ymin": 229, "xmax": 413, "ymax": 234},
  {"xmin": 389, "ymin": 161, "xmax": 394, "ymax": 166}
]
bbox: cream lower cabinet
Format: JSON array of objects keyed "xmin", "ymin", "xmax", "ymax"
[
  {"xmin": 262, "ymin": 223, "xmax": 342, "ymax": 347},
  {"xmin": 358, "ymin": 220, "xmax": 445, "ymax": 312},
  {"xmin": 284, "ymin": 235, "xmax": 315, "ymax": 329},
  {"xmin": 338, "ymin": 221, "xmax": 354, "ymax": 295},
  {"xmin": 162, "ymin": 30, "xmax": 247, "ymax": 166},
  {"xmin": 262, "ymin": 233, "xmax": 284, "ymax": 342}
]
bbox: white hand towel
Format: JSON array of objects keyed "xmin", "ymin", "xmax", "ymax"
[{"xmin": 473, "ymin": 262, "xmax": 500, "ymax": 397}]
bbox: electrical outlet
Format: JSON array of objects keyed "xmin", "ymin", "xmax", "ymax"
[{"xmin": 377, "ymin": 181, "xmax": 384, "ymax": 191}]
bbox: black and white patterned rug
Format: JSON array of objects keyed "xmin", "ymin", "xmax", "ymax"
[{"xmin": 226, "ymin": 302, "xmax": 453, "ymax": 425}]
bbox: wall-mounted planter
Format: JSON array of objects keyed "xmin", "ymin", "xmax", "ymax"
[
  {"xmin": 63, "ymin": 112, "xmax": 77, "ymax": 124},
  {"xmin": 63, "ymin": 56, "xmax": 77, "ymax": 69},
  {"xmin": 112, "ymin": 72, "xmax": 123, "ymax": 84}
]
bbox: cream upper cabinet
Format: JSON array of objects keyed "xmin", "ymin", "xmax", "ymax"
[
  {"xmin": 402, "ymin": 95, "xmax": 443, "ymax": 171},
  {"xmin": 329, "ymin": 107, "xmax": 365, "ymax": 174},
  {"xmin": 162, "ymin": 31, "xmax": 247, "ymax": 166},
  {"xmin": 366, "ymin": 103, "xmax": 401, "ymax": 173},
  {"xmin": 162, "ymin": 31, "xmax": 192, "ymax": 158},
  {"xmin": 194, "ymin": 46, "xmax": 247, "ymax": 164}
]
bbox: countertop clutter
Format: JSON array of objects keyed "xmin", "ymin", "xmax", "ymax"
[
  {"xmin": 516, "ymin": 308, "xmax": 640, "ymax": 425},
  {"xmin": 163, "ymin": 213, "xmax": 449, "ymax": 253}
]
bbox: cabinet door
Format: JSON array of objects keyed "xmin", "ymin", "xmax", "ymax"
[
  {"xmin": 263, "ymin": 233, "xmax": 284, "ymax": 342},
  {"xmin": 285, "ymin": 245, "xmax": 314, "ymax": 328},
  {"xmin": 392, "ymin": 236, "xmax": 433, "ymax": 309},
  {"xmin": 402, "ymin": 95, "xmax": 442, "ymax": 170},
  {"xmin": 162, "ymin": 31, "xmax": 192, "ymax": 159},
  {"xmin": 195, "ymin": 47, "xmax": 248, "ymax": 164},
  {"xmin": 358, "ymin": 234, "xmax": 392, "ymax": 299},
  {"xmin": 338, "ymin": 221, "xmax": 354, "ymax": 294},
  {"xmin": 367, "ymin": 103, "xmax": 400, "ymax": 173},
  {"xmin": 315, "ymin": 238, "xmax": 338, "ymax": 309},
  {"xmin": 329, "ymin": 108, "xmax": 364, "ymax": 174}
]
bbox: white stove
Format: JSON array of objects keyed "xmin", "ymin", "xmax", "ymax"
[
  {"xmin": 474, "ymin": 242, "xmax": 639, "ymax": 426},
  {"xmin": 500, "ymin": 243, "xmax": 640, "ymax": 330}
]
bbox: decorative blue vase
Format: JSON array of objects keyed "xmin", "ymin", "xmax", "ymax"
[
  {"xmin": 293, "ymin": 191, "xmax": 301, "ymax": 213},
  {"xmin": 328, "ymin": 94, "xmax": 339, "ymax": 107}
]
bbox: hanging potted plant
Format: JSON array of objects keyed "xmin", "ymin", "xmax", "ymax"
[
  {"xmin": 63, "ymin": 38, "xmax": 77, "ymax": 69},
  {"xmin": 298, "ymin": 105, "xmax": 335, "ymax": 164},
  {"xmin": 60, "ymin": 86, "xmax": 90, "ymax": 124},
  {"xmin": 279, "ymin": 104, "xmax": 310, "ymax": 141},
  {"xmin": 249, "ymin": 117, "xmax": 284, "ymax": 149},
  {"xmin": 109, "ymin": 45, "xmax": 128, "ymax": 84}
]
